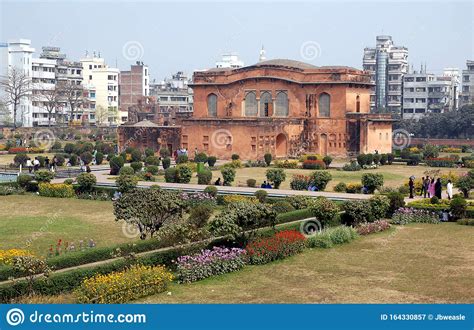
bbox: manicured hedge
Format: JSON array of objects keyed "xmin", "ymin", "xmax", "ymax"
[{"xmin": 275, "ymin": 208, "xmax": 313, "ymax": 224}]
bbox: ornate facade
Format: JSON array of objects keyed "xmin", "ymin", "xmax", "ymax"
[{"xmin": 118, "ymin": 59, "xmax": 394, "ymax": 159}]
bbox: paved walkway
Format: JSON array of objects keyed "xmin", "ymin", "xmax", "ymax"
[{"xmin": 52, "ymin": 169, "xmax": 370, "ymax": 201}]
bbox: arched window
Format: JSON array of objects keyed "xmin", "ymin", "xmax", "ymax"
[
  {"xmin": 207, "ymin": 93, "xmax": 217, "ymax": 117},
  {"xmin": 260, "ymin": 91, "xmax": 272, "ymax": 117},
  {"xmin": 356, "ymin": 95, "xmax": 360, "ymax": 112},
  {"xmin": 244, "ymin": 91, "xmax": 257, "ymax": 116},
  {"xmin": 318, "ymin": 93, "xmax": 330, "ymax": 117},
  {"xmin": 275, "ymin": 91, "xmax": 289, "ymax": 117}
]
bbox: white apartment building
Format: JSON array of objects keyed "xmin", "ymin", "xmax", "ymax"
[
  {"xmin": 0, "ymin": 39, "xmax": 35, "ymax": 126},
  {"xmin": 402, "ymin": 71, "xmax": 458, "ymax": 120},
  {"xmin": 215, "ymin": 52, "xmax": 244, "ymax": 69},
  {"xmin": 460, "ymin": 60, "xmax": 474, "ymax": 107},
  {"xmin": 80, "ymin": 55, "xmax": 120, "ymax": 125},
  {"xmin": 363, "ymin": 35, "xmax": 408, "ymax": 114}
]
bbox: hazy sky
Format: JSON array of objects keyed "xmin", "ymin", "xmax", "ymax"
[{"xmin": 1, "ymin": 0, "xmax": 473, "ymax": 81}]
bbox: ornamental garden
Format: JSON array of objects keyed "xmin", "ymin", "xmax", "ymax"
[{"xmin": 0, "ymin": 136, "xmax": 473, "ymax": 304}]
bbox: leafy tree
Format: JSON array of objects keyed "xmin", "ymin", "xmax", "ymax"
[
  {"xmin": 162, "ymin": 157, "xmax": 171, "ymax": 169},
  {"xmin": 310, "ymin": 171, "xmax": 332, "ymax": 190},
  {"xmin": 207, "ymin": 156, "xmax": 217, "ymax": 167},
  {"xmin": 116, "ymin": 174, "xmax": 138, "ymax": 193},
  {"xmin": 34, "ymin": 170, "xmax": 54, "ymax": 183},
  {"xmin": 194, "ymin": 152, "xmax": 208, "ymax": 163},
  {"xmin": 159, "ymin": 148, "xmax": 170, "ymax": 158},
  {"xmin": 197, "ymin": 168, "xmax": 212, "ymax": 185},
  {"xmin": 266, "ymin": 168, "xmax": 286, "ymax": 189},
  {"xmin": 309, "ymin": 197, "xmax": 339, "ymax": 226},
  {"xmin": 322, "ymin": 155, "xmax": 333, "ymax": 167},
  {"xmin": 361, "ymin": 173, "xmax": 384, "ymax": 193},
  {"xmin": 80, "ymin": 151, "xmax": 93, "ymax": 165},
  {"xmin": 221, "ymin": 167, "xmax": 236, "ymax": 186},
  {"xmin": 109, "ymin": 156, "xmax": 125, "ymax": 175},
  {"xmin": 209, "ymin": 202, "xmax": 276, "ymax": 243},
  {"xmin": 114, "ymin": 189, "xmax": 187, "ymax": 239},
  {"xmin": 176, "ymin": 164, "xmax": 193, "ymax": 183}
]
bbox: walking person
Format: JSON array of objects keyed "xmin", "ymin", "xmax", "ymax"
[
  {"xmin": 435, "ymin": 178, "xmax": 442, "ymax": 199},
  {"xmin": 446, "ymin": 180, "xmax": 453, "ymax": 200},
  {"xmin": 408, "ymin": 177, "xmax": 415, "ymax": 199},
  {"xmin": 26, "ymin": 158, "xmax": 33, "ymax": 173},
  {"xmin": 33, "ymin": 157, "xmax": 40, "ymax": 172},
  {"xmin": 428, "ymin": 178, "xmax": 436, "ymax": 199},
  {"xmin": 44, "ymin": 156, "xmax": 50, "ymax": 170},
  {"xmin": 423, "ymin": 176, "xmax": 430, "ymax": 198},
  {"xmin": 420, "ymin": 177, "xmax": 426, "ymax": 197}
]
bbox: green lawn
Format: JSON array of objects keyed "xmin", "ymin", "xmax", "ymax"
[
  {"xmin": 0, "ymin": 195, "xmax": 136, "ymax": 255},
  {"xmin": 139, "ymin": 223, "xmax": 474, "ymax": 304},
  {"xmin": 0, "ymin": 153, "xmax": 56, "ymax": 166}
]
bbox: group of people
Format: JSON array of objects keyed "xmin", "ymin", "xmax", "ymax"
[
  {"xmin": 25, "ymin": 156, "xmax": 60, "ymax": 173},
  {"xmin": 260, "ymin": 181, "xmax": 273, "ymax": 189},
  {"xmin": 408, "ymin": 176, "xmax": 454, "ymax": 200}
]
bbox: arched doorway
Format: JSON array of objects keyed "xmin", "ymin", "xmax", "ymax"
[
  {"xmin": 320, "ymin": 134, "xmax": 328, "ymax": 156},
  {"xmin": 275, "ymin": 133, "xmax": 287, "ymax": 158}
]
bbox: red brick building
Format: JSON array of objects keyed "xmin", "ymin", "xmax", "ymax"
[
  {"xmin": 119, "ymin": 59, "xmax": 393, "ymax": 159},
  {"xmin": 119, "ymin": 62, "xmax": 150, "ymax": 122}
]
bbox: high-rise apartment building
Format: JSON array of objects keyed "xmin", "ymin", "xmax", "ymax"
[
  {"xmin": 460, "ymin": 60, "xmax": 474, "ymax": 107},
  {"xmin": 363, "ymin": 35, "xmax": 408, "ymax": 114},
  {"xmin": 119, "ymin": 61, "xmax": 149, "ymax": 123},
  {"xmin": 215, "ymin": 53, "xmax": 244, "ymax": 69}
]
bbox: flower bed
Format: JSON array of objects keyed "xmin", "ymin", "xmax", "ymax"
[
  {"xmin": 0, "ymin": 249, "xmax": 33, "ymax": 266},
  {"xmin": 424, "ymin": 158, "xmax": 456, "ymax": 168},
  {"xmin": 356, "ymin": 220, "xmax": 391, "ymax": 235},
  {"xmin": 38, "ymin": 183, "xmax": 75, "ymax": 198},
  {"xmin": 246, "ymin": 230, "xmax": 306, "ymax": 265},
  {"xmin": 175, "ymin": 247, "xmax": 246, "ymax": 283},
  {"xmin": 302, "ymin": 159, "xmax": 326, "ymax": 170},
  {"xmin": 391, "ymin": 207, "xmax": 440, "ymax": 225},
  {"xmin": 306, "ymin": 226, "xmax": 358, "ymax": 248},
  {"xmin": 7, "ymin": 147, "xmax": 27, "ymax": 154},
  {"xmin": 74, "ymin": 264, "xmax": 173, "ymax": 303}
]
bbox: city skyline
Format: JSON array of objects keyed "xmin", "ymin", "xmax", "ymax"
[{"xmin": 1, "ymin": 1, "xmax": 473, "ymax": 80}]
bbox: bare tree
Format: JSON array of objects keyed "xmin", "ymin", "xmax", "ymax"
[
  {"xmin": 0, "ymin": 67, "xmax": 32, "ymax": 128},
  {"xmin": 95, "ymin": 105, "xmax": 109, "ymax": 126},
  {"xmin": 35, "ymin": 84, "xmax": 62, "ymax": 127},
  {"xmin": 58, "ymin": 80, "xmax": 85, "ymax": 123}
]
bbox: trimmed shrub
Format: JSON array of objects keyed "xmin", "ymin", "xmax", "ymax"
[
  {"xmin": 246, "ymin": 230, "xmax": 306, "ymax": 265},
  {"xmin": 146, "ymin": 165, "xmax": 159, "ymax": 175},
  {"xmin": 387, "ymin": 153, "xmax": 395, "ymax": 164},
  {"xmin": 380, "ymin": 154, "xmax": 388, "ymax": 165},
  {"xmin": 306, "ymin": 232, "xmax": 333, "ymax": 248},
  {"xmin": 309, "ymin": 197, "xmax": 339, "ymax": 226},
  {"xmin": 285, "ymin": 196, "xmax": 313, "ymax": 210},
  {"xmin": 130, "ymin": 161, "xmax": 143, "ymax": 173},
  {"xmin": 302, "ymin": 159, "xmax": 326, "ymax": 170},
  {"xmin": 373, "ymin": 153, "xmax": 381, "ymax": 165},
  {"xmin": 264, "ymin": 153, "xmax": 272, "ymax": 166},
  {"xmin": 276, "ymin": 208, "xmax": 313, "ymax": 224},
  {"xmin": 162, "ymin": 157, "xmax": 171, "ymax": 170},
  {"xmin": 342, "ymin": 200, "xmax": 373, "ymax": 226},
  {"xmin": 272, "ymin": 201, "xmax": 295, "ymax": 214},
  {"xmin": 17, "ymin": 174, "xmax": 33, "ymax": 188},
  {"xmin": 64, "ymin": 143, "xmax": 75, "ymax": 154},
  {"xmin": 266, "ymin": 168, "xmax": 286, "ymax": 189},
  {"xmin": 175, "ymin": 247, "xmax": 246, "ymax": 283},
  {"xmin": 221, "ymin": 167, "xmax": 236, "ymax": 186},
  {"xmin": 361, "ymin": 173, "xmax": 384, "ymax": 193},
  {"xmin": 391, "ymin": 208, "xmax": 440, "ymax": 225},
  {"xmin": 450, "ymin": 196, "xmax": 467, "ymax": 220},
  {"xmin": 204, "ymin": 185, "xmax": 218, "ymax": 197},
  {"xmin": 68, "ymin": 154, "xmax": 78, "ymax": 166},
  {"xmin": 254, "ymin": 190, "xmax": 268, "ymax": 203},
  {"xmin": 130, "ymin": 149, "xmax": 142, "ymax": 162},
  {"xmin": 74, "ymin": 265, "xmax": 173, "ymax": 303},
  {"xmin": 334, "ymin": 182, "xmax": 347, "ymax": 192},
  {"xmin": 310, "ymin": 171, "xmax": 332, "ymax": 191},
  {"xmin": 159, "ymin": 148, "xmax": 170, "ymax": 158},
  {"xmin": 76, "ymin": 173, "xmax": 97, "ymax": 192},
  {"xmin": 346, "ymin": 182, "xmax": 362, "ymax": 194},
  {"xmin": 144, "ymin": 148, "xmax": 155, "ymax": 157},
  {"xmin": 118, "ymin": 166, "xmax": 135, "ymax": 176},
  {"xmin": 34, "ymin": 170, "xmax": 54, "ymax": 183},
  {"xmin": 369, "ymin": 195, "xmax": 390, "ymax": 219},
  {"xmin": 109, "ymin": 156, "xmax": 125, "ymax": 175},
  {"xmin": 290, "ymin": 174, "xmax": 311, "ymax": 190},
  {"xmin": 115, "ymin": 174, "xmax": 138, "ymax": 193},
  {"xmin": 322, "ymin": 155, "xmax": 333, "ymax": 167},
  {"xmin": 80, "ymin": 152, "xmax": 93, "ymax": 165},
  {"xmin": 14, "ymin": 153, "xmax": 28, "ymax": 166},
  {"xmin": 176, "ymin": 154, "xmax": 188, "ymax": 164},
  {"xmin": 194, "ymin": 152, "xmax": 208, "ymax": 163},
  {"xmin": 144, "ymin": 156, "xmax": 160, "ymax": 166},
  {"xmin": 38, "ymin": 183, "xmax": 75, "ymax": 198},
  {"xmin": 95, "ymin": 152, "xmax": 104, "ymax": 165},
  {"xmin": 327, "ymin": 226, "xmax": 358, "ymax": 244},
  {"xmin": 197, "ymin": 168, "xmax": 212, "ymax": 185},
  {"xmin": 231, "ymin": 154, "xmax": 240, "ymax": 160},
  {"xmin": 342, "ymin": 161, "xmax": 361, "ymax": 171},
  {"xmin": 207, "ymin": 156, "xmax": 217, "ymax": 167},
  {"xmin": 246, "ymin": 178, "xmax": 257, "ymax": 187},
  {"xmin": 386, "ymin": 192, "xmax": 406, "ymax": 216},
  {"xmin": 164, "ymin": 167, "xmax": 177, "ymax": 183},
  {"xmin": 63, "ymin": 179, "xmax": 73, "ymax": 185},
  {"xmin": 176, "ymin": 164, "xmax": 193, "ymax": 183}
]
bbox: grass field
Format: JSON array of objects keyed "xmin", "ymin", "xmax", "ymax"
[
  {"xmin": 0, "ymin": 195, "xmax": 136, "ymax": 255},
  {"xmin": 139, "ymin": 223, "xmax": 474, "ymax": 304},
  {"xmin": 0, "ymin": 153, "xmax": 56, "ymax": 165}
]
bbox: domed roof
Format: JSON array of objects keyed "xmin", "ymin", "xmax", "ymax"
[{"xmin": 250, "ymin": 59, "xmax": 318, "ymax": 70}]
